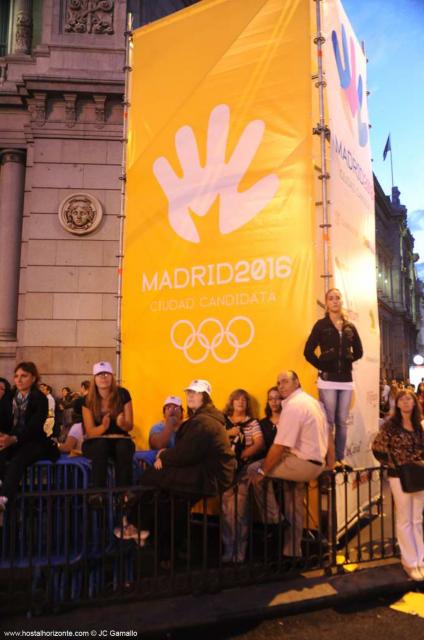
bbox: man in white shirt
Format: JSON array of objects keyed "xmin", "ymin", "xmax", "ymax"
[
  {"xmin": 381, "ymin": 378, "xmax": 390, "ymax": 405},
  {"xmin": 262, "ymin": 370, "xmax": 331, "ymax": 558}
]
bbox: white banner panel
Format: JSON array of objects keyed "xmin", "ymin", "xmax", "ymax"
[{"xmin": 323, "ymin": 0, "xmax": 379, "ymax": 472}]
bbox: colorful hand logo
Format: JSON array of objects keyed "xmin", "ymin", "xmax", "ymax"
[
  {"xmin": 332, "ymin": 24, "xmax": 368, "ymax": 148},
  {"xmin": 153, "ymin": 104, "xmax": 279, "ymax": 243}
]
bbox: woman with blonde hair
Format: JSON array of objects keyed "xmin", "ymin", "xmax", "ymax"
[
  {"xmin": 304, "ymin": 288, "xmax": 363, "ymax": 466},
  {"xmin": 82, "ymin": 361, "xmax": 134, "ymax": 507},
  {"xmin": 372, "ymin": 389, "xmax": 424, "ymax": 581}
]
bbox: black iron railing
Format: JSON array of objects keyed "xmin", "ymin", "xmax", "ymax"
[{"xmin": 0, "ymin": 464, "xmax": 397, "ymax": 616}]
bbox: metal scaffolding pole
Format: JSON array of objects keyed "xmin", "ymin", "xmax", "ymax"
[
  {"xmin": 116, "ymin": 13, "xmax": 133, "ymax": 383},
  {"xmin": 314, "ymin": 0, "xmax": 332, "ymax": 296}
]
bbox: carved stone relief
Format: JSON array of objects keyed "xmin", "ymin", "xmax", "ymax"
[
  {"xmin": 31, "ymin": 92, "xmax": 47, "ymax": 126},
  {"xmin": 15, "ymin": 9, "xmax": 33, "ymax": 54},
  {"xmin": 93, "ymin": 94, "xmax": 107, "ymax": 128},
  {"xmin": 58, "ymin": 193, "xmax": 103, "ymax": 235},
  {"xmin": 63, "ymin": 93, "xmax": 77, "ymax": 128},
  {"xmin": 64, "ymin": 0, "xmax": 115, "ymax": 35}
]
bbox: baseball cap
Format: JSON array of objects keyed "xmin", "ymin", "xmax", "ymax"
[
  {"xmin": 163, "ymin": 395, "xmax": 183, "ymax": 407},
  {"xmin": 184, "ymin": 379, "xmax": 212, "ymax": 395},
  {"xmin": 93, "ymin": 361, "xmax": 113, "ymax": 376}
]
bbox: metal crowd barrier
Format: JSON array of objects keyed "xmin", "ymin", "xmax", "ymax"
[{"xmin": 0, "ymin": 462, "xmax": 397, "ymax": 616}]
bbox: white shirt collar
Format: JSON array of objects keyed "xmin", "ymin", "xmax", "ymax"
[{"xmin": 281, "ymin": 387, "xmax": 302, "ymax": 407}]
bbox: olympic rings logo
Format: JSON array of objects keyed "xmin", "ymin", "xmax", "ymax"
[{"xmin": 170, "ymin": 316, "xmax": 255, "ymax": 364}]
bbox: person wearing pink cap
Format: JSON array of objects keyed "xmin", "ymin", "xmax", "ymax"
[{"xmin": 82, "ymin": 361, "xmax": 134, "ymax": 507}]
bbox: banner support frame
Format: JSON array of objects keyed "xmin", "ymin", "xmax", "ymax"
[
  {"xmin": 116, "ymin": 12, "xmax": 133, "ymax": 383},
  {"xmin": 314, "ymin": 0, "xmax": 332, "ymax": 296}
]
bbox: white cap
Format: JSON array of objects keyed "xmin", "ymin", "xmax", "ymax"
[
  {"xmin": 163, "ymin": 395, "xmax": 183, "ymax": 407},
  {"xmin": 184, "ymin": 379, "xmax": 212, "ymax": 395},
  {"xmin": 93, "ymin": 361, "xmax": 113, "ymax": 376}
]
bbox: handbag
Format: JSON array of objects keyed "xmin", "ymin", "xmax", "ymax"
[
  {"xmin": 397, "ymin": 461, "xmax": 424, "ymax": 493},
  {"xmin": 388, "ymin": 429, "xmax": 424, "ymax": 493}
]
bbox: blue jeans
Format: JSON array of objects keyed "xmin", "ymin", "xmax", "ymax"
[{"xmin": 318, "ymin": 388, "xmax": 352, "ymax": 461}]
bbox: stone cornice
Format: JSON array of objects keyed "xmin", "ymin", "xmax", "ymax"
[
  {"xmin": 0, "ymin": 92, "xmax": 25, "ymax": 107},
  {"xmin": 1, "ymin": 75, "xmax": 124, "ymax": 109},
  {"xmin": 17, "ymin": 75, "xmax": 124, "ymax": 97}
]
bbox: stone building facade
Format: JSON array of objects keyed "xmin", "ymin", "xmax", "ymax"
[
  {"xmin": 0, "ymin": 0, "xmax": 421, "ymax": 390},
  {"xmin": 0, "ymin": 0, "xmax": 128, "ymax": 389},
  {"xmin": 0, "ymin": 1, "xmax": 200, "ymax": 390},
  {"xmin": 375, "ymin": 176, "xmax": 421, "ymax": 380}
]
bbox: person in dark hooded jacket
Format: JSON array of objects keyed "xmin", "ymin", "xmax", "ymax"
[
  {"xmin": 117, "ymin": 380, "xmax": 236, "ymax": 558},
  {"xmin": 0, "ymin": 377, "xmax": 13, "ymax": 435}
]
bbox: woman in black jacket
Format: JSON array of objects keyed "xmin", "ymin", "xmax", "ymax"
[
  {"xmin": 119, "ymin": 380, "xmax": 236, "ymax": 559},
  {"xmin": 0, "ymin": 362, "xmax": 59, "ymax": 512},
  {"xmin": 304, "ymin": 288, "xmax": 363, "ymax": 465}
]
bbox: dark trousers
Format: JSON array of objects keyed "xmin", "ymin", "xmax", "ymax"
[
  {"xmin": 82, "ymin": 437, "xmax": 135, "ymax": 488},
  {"xmin": 0, "ymin": 442, "xmax": 51, "ymax": 502},
  {"xmin": 130, "ymin": 489, "xmax": 201, "ymax": 560}
]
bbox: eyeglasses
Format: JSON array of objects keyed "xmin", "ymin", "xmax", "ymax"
[{"xmin": 96, "ymin": 372, "xmax": 112, "ymax": 377}]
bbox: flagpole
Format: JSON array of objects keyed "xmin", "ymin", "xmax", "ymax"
[{"xmin": 389, "ymin": 144, "xmax": 394, "ymax": 190}]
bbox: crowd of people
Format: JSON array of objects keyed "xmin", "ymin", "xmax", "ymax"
[{"xmin": 0, "ymin": 287, "xmax": 423, "ymax": 579}]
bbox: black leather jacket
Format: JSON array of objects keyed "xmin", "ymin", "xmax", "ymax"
[{"xmin": 304, "ymin": 316, "xmax": 363, "ymax": 382}]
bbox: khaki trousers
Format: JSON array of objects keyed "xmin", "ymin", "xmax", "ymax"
[{"xmin": 269, "ymin": 454, "xmax": 323, "ymax": 557}]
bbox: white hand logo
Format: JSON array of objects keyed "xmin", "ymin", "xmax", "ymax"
[{"xmin": 153, "ymin": 104, "xmax": 279, "ymax": 243}]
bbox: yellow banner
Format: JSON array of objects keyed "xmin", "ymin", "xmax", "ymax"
[{"xmin": 123, "ymin": 0, "xmax": 315, "ymax": 446}]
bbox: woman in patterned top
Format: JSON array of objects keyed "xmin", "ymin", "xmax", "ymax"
[{"xmin": 372, "ymin": 389, "xmax": 424, "ymax": 581}]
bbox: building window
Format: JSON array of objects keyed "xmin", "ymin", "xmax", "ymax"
[{"xmin": 0, "ymin": 1, "xmax": 12, "ymax": 57}]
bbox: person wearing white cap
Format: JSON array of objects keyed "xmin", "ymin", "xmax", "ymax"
[
  {"xmin": 148, "ymin": 396, "xmax": 184, "ymax": 451},
  {"xmin": 127, "ymin": 379, "xmax": 236, "ymax": 561},
  {"xmin": 82, "ymin": 361, "xmax": 135, "ymax": 508}
]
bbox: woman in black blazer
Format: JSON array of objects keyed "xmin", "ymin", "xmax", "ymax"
[{"xmin": 0, "ymin": 362, "xmax": 59, "ymax": 512}]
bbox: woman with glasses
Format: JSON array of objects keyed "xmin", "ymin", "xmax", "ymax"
[
  {"xmin": 82, "ymin": 361, "xmax": 134, "ymax": 507},
  {"xmin": 259, "ymin": 386, "xmax": 282, "ymax": 454}
]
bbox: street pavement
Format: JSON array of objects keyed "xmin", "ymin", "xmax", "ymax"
[
  {"xmin": 3, "ymin": 558, "xmax": 423, "ymax": 638},
  {"xmin": 159, "ymin": 592, "xmax": 424, "ymax": 639}
]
